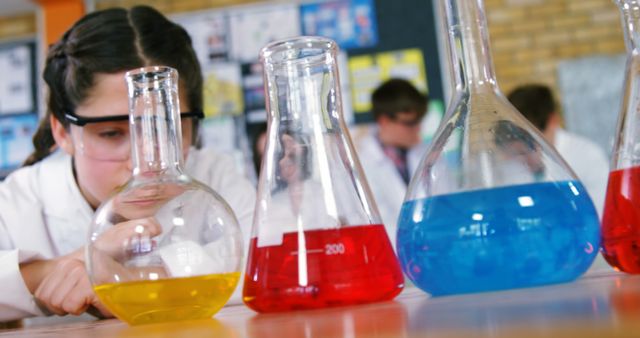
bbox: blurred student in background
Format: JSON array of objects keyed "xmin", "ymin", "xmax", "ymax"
[
  {"xmin": 356, "ymin": 78, "xmax": 429, "ymax": 248},
  {"xmin": 507, "ymin": 84, "xmax": 609, "ymax": 216}
]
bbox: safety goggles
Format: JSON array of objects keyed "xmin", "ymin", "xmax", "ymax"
[
  {"xmin": 390, "ymin": 115, "xmax": 422, "ymax": 127},
  {"xmin": 65, "ymin": 111, "xmax": 203, "ymax": 162}
]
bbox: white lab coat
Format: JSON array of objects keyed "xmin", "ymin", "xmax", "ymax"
[
  {"xmin": 554, "ymin": 129, "xmax": 609, "ymax": 217},
  {"xmin": 554, "ymin": 129, "xmax": 611, "ymax": 273},
  {"xmin": 356, "ymin": 131, "xmax": 427, "ymax": 249},
  {"xmin": 0, "ymin": 147, "xmax": 255, "ymax": 321}
]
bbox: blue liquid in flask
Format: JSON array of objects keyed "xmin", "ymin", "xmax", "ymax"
[{"xmin": 396, "ymin": 181, "xmax": 600, "ymax": 296}]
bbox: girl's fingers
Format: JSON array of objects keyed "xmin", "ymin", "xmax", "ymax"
[
  {"xmin": 60, "ymin": 261, "xmax": 94, "ymax": 315},
  {"xmin": 34, "ymin": 259, "xmax": 96, "ymax": 317},
  {"xmin": 48, "ymin": 260, "xmax": 83, "ymax": 308},
  {"xmin": 95, "ymin": 217, "xmax": 163, "ymax": 257},
  {"xmin": 34, "ymin": 263, "xmax": 69, "ymax": 315}
]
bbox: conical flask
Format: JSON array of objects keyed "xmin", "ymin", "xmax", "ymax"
[
  {"xmin": 86, "ymin": 67, "xmax": 243, "ymax": 325},
  {"xmin": 602, "ymin": 0, "xmax": 640, "ymax": 273},
  {"xmin": 396, "ymin": 0, "xmax": 601, "ymax": 296},
  {"xmin": 243, "ymin": 36, "xmax": 404, "ymax": 312}
]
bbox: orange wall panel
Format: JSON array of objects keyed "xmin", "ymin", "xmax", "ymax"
[{"xmin": 35, "ymin": 0, "xmax": 85, "ymax": 46}]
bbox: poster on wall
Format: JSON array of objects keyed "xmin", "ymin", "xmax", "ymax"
[
  {"xmin": 199, "ymin": 115, "xmax": 255, "ymax": 182},
  {"xmin": 173, "ymin": 11, "xmax": 229, "ymax": 64},
  {"xmin": 0, "ymin": 43, "xmax": 35, "ymax": 115},
  {"xmin": 300, "ymin": 0, "xmax": 378, "ymax": 50},
  {"xmin": 348, "ymin": 54, "xmax": 379, "ymax": 114},
  {"xmin": 242, "ymin": 62, "xmax": 267, "ymax": 124},
  {"xmin": 200, "ymin": 116, "xmax": 236, "ymax": 155},
  {"xmin": 348, "ymin": 48, "xmax": 428, "ymax": 117},
  {"xmin": 203, "ymin": 62, "xmax": 243, "ymax": 118},
  {"xmin": 0, "ymin": 114, "xmax": 37, "ymax": 178},
  {"xmin": 377, "ymin": 49, "xmax": 427, "ymax": 93},
  {"xmin": 229, "ymin": 4, "xmax": 301, "ymax": 62},
  {"xmin": 241, "ymin": 52, "xmax": 354, "ymax": 126},
  {"xmin": 336, "ymin": 51, "xmax": 354, "ymax": 125}
]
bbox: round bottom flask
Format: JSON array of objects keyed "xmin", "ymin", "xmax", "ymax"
[{"xmin": 86, "ymin": 67, "xmax": 243, "ymax": 325}]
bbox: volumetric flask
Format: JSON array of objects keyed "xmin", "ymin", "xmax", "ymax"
[
  {"xmin": 396, "ymin": 0, "xmax": 601, "ymax": 296},
  {"xmin": 602, "ymin": 0, "xmax": 640, "ymax": 273},
  {"xmin": 243, "ymin": 36, "xmax": 404, "ymax": 312},
  {"xmin": 86, "ymin": 67, "xmax": 243, "ymax": 325}
]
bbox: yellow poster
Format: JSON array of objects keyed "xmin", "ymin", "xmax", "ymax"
[
  {"xmin": 348, "ymin": 48, "xmax": 427, "ymax": 115},
  {"xmin": 203, "ymin": 63, "xmax": 244, "ymax": 118},
  {"xmin": 348, "ymin": 54, "xmax": 379, "ymax": 113},
  {"xmin": 377, "ymin": 49, "xmax": 427, "ymax": 93}
]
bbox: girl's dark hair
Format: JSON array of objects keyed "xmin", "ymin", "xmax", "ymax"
[
  {"xmin": 24, "ymin": 6, "xmax": 203, "ymax": 166},
  {"xmin": 249, "ymin": 122, "xmax": 268, "ymax": 176}
]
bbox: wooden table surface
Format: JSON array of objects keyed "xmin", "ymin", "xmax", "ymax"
[{"xmin": 2, "ymin": 271, "xmax": 640, "ymax": 337}]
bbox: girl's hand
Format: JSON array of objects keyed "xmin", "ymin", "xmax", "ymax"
[
  {"xmin": 21, "ymin": 217, "xmax": 162, "ymax": 317},
  {"xmin": 33, "ymin": 257, "xmax": 112, "ymax": 317},
  {"xmin": 92, "ymin": 217, "xmax": 162, "ymax": 261}
]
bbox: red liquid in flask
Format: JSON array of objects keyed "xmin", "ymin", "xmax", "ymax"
[
  {"xmin": 243, "ymin": 224, "xmax": 404, "ymax": 312},
  {"xmin": 602, "ymin": 166, "xmax": 640, "ymax": 273}
]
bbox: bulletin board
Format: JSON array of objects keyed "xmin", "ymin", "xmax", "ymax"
[
  {"xmin": 349, "ymin": 48, "xmax": 428, "ymax": 114},
  {"xmin": 171, "ymin": 0, "xmax": 444, "ymax": 179},
  {"xmin": 300, "ymin": 0, "xmax": 379, "ymax": 50},
  {"xmin": 173, "ymin": 0, "xmax": 444, "ymax": 125},
  {"xmin": 347, "ymin": 0, "xmax": 444, "ymax": 123},
  {"xmin": 0, "ymin": 39, "xmax": 38, "ymax": 179}
]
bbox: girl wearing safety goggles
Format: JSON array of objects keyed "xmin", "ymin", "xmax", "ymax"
[{"xmin": 0, "ymin": 5, "xmax": 255, "ymax": 322}]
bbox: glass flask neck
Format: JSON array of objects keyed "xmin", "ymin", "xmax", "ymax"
[
  {"xmin": 261, "ymin": 37, "xmax": 341, "ymax": 128},
  {"xmin": 443, "ymin": 0, "xmax": 498, "ymax": 91},
  {"xmin": 618, "ymin": 0, "xmax": 640, "ymax": 53},
  {"xmin": 126, "ymin": 66, "xmax": 184, "ymax": 178}
]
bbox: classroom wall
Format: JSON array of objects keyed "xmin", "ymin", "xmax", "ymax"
[
  {"xmin": 94, "ymin": 0, "xmax": 626, "ymax": 98},
  {"xmin": 0, "ymin": 0, "xmax": 625, "ymax": 98}
]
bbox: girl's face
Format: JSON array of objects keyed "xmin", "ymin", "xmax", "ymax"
[{"xmin": 55, "ymin": 72, "xmax": 193, "ymax": 209}]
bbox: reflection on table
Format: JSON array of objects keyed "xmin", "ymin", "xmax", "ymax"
[{"xmin": 3, "ymin": 271, "xmax": 640, "ymax": 337}]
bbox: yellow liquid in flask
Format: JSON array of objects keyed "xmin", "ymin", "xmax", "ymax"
[{"xmin": 94, "ymin": 272, "xmax": 240, "ymax": 325}]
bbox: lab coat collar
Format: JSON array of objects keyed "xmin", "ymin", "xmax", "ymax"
[
  {"xmin": 363, "ymin": 128, "xmax": 427, "ymax": 174},
  {"xmin": 362, "ymin": 129, "xmax": 392, "ymax": 165}
]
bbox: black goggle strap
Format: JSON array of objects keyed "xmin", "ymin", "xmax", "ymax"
[{"xmin": 64, "ymin": 110, "xmax": 205, "ymax": 126}]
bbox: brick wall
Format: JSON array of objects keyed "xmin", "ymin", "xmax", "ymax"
[{"xmin": 484, "ymin": 0, "xmax": 624, "ymax": 95}]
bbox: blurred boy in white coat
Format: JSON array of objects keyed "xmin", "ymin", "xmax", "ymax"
[
  {"xmin": 508, "ymin": 84, "xmax": 611, "ymax": 272},
  {"xmin": 356, "ymin": 79, "xmax": 429, "ymax": 249},
  {"xmin": 507, "ymin": 84, "xmax": 609, "ymax": 216}
]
